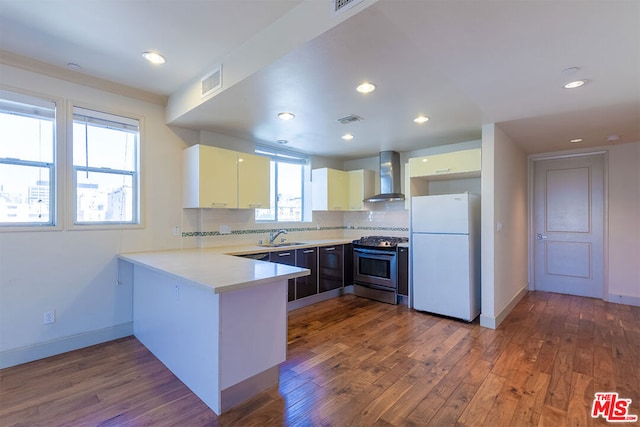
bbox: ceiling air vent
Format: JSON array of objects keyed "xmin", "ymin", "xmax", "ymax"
[
  {"xmin": 201, "ymin": 65, "xmax": 222, "ymax": 98},
  {"xmin": 333, "ymin": 0, "xmax": 365, "ymax": 14},
  {"xmin": 337, "ymin": 114, "xmax": 364, "ymax": 124}
]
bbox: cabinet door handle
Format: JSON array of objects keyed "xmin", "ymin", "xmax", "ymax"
[
  {"xmin": 324, "ymin": 247, "xmax": 336, "ymax": 251},
  {"xmin": 303, "ymin": 250, "xmax": 315, "ymax": 254},
  {"xmin": 278, "ymin": 252, "xmax": 291, "ymax": 257},
  {"xmin": 211, "ymin": 201, "xmax": 227, "ymax": 206},
  {"xmin": 434, "ymin": 168, "xmax": 450, "ymax": 173},
  {"xmin": 249, "ymin": 203, "xmax": 262, "ymax": 207}
]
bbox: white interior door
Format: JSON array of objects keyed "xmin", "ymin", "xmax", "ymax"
[{"xmin": 533, "ymin": 154, "xmax": 605, "ymax": 298}]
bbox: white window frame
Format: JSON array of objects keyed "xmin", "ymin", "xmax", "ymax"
[
  {"xmin": 71, "ymin": 106, "xmax": 141, "ymax": 227},
  {"xmin": 255, "ymin": 145, "xmax": 309, "ymax": 223},
  {"xmin": 0, "ymin": 89, "xmax": 58, "ymax": 228}
]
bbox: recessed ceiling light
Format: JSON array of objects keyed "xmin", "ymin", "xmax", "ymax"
[
  {"xmin": 356, "ymin": 82, "xmax": 376, "ymax": 94},
  {"xmin": 570, "ymin": 138, "xmax": 583, "ymax": 143},
  {"xmin": 67, "ymin": 62, "xmax": 81, "ymax": 71},
  {"xmin": 142, "ymin": 51, "xmax": 166, "ymax": 64},
  {"xmin": 414, "ymin": 116, "xmax": 430, "ymax": 124},
  {"xmin": 342, "ymin": 133, "xmax": 354, "ymax": 141},
  {"xmin": 278, "ymin": 112, "xmax": 295, "ymax": 120},
  {"xmin": 563, "ymin": 80, "xmax": 586, "ymax": 89},
  {"xmin": 277, "ymin": 139, "xmax": 288, "ymax": 145}
]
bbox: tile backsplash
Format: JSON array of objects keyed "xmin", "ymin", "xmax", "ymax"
[{"xmin": 182, "ymin": 201, "xmax": 409, "ymax": 248}]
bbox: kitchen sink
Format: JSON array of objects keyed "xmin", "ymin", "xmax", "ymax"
[{"xmin": 257, "ymin": 242, "xmax": 307, "ymax": 248}]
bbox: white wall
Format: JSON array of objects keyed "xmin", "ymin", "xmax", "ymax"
[
  {"xmin": 480, "ymin": 124, "xmax": 529, "ymax": 329},
  {"xmin": 0, "ymin": 64, "xmax": 189, "ymax": 367},
  {"xmin": 606, "ymin": 142, "xmax": 640, "ymax": 304}
]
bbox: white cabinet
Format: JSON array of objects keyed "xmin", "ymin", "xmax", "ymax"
[
  {"xmin": 312, "ymin": 168, "xmax": 375, "ymax": 211},
  {"xmin": 238, "ymin": 152, "xmax": 270, "ymax": 209},
  {"xmin": 183, "ymin": 144, "xmax": 270, "ymax": 209},
  {"xmin": 348, "ymin": 169, "xmax": 375, "ymax": 211},
  {"xmin": 409, "ymin": 148, "xmax": 481, "ymax": 180},
  {"xmin": 312, "ymin": 168, "xmax": 349, "ymax": 211},
  {"xmin": 183, "ymin": 144, "xmax": 238, "ymax": 208}
]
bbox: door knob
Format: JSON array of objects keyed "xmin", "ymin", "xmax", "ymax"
[{"xmin": 536, "ymin": 234, "xmax": 548, "ymax": 240}]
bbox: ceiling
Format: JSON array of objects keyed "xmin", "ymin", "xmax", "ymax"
[{"xmin": 1, "ymin": 0, "xmax": 638, "ymax": 159}]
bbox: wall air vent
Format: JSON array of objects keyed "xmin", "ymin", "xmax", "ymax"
[
  {"xmin": 337, "ymin": 114, "xmax": 364, "ymax": 124},
  {"xmin": 333, "ymin": 0, "xmax": 365, "ymax": 14},
  {"xmin": 201, "ymin": 65, "xmax": 222, "ymax": 98}
]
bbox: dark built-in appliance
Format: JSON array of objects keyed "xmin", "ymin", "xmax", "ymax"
[{"xmin": 352, "ymin": 236, "xmax": 409, "ymax": 304}]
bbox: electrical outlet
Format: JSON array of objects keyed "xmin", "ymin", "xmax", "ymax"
[
  {"xmin": 219, "ymin": 225, "xmax": 231, "ymax": 234},
  {"xmin": 173, "ymin": 226, "xmax": 180, "ymax": 236},
  {"xmin": 44, "ymin": 310, "xmax": 55, "ymax": 324}
]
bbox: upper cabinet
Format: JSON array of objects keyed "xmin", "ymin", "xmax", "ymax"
[
  {"xmin": 409, "ymin": 148, "xmax": 481, "ymax": 180},
  {"xmin": 312, "ymin": 168, "xmax": 375, "ymax": 211},
  {"xmin": 347, "ymin": 169, "xmax": 375, "ymax": 211},
  {"xmin": 312, "ymin": 168, "xmax": 349, "ymax": 211},
  {"xmin": 183, "ymin": 144, "xmax": 270, "ymax": 209},
  {"xmin": 237, "ymin": 152, "xmax": 270, "ymax": 209}
]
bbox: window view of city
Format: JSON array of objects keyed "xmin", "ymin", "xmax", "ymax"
[
  {"xmin": 0, "ymin": 96, "xmax": 140, "ymax": 226},
  {"xmin": 0, "ymin": 104, "xmax": 55, "ymax": 225},
  {"xmin": 256, "ymin": 161, "xmax": 303, "ymax": 222},
  {"xmin": 72, "ymin": 112, "xmax": 138, "ymax": 224},
  {"xmin": 75, "ymin": 172, "xmax": 134, "ymax": 223},
  {"xmin": 0, "ymin": 164, "xmax": 52, "ymax": 224}
]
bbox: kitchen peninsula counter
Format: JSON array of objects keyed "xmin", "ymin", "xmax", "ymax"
[
  {"xmin": 120, "ymin": 247, "xmax": 309, "ymax": 293},
  {"xmin": 118, "ymin": 248, "xmax": 309, "ymax": 415}
]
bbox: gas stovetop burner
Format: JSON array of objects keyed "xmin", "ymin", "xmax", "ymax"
[{"xmin": 352, "ymin": 235, "xmax": 409, "ymax": 248}]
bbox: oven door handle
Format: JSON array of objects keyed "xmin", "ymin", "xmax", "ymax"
[{"xmin": 353, "ymin": 247, "xmax": 396, "ymax": 256}]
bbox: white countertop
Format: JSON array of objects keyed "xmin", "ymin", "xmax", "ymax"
[
  {"xmin": 212, "ymin": 238, "xmax": 354, "ymax": 256},
  {"xmin": 119, "ymin": 239, "xmax": 358, "ymax": 294},
  {"xmin": 119, "ymin": 248, "xmax": 310, "ymax": 294}
]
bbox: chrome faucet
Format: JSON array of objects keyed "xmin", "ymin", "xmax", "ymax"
[{"xmin": 269, "ymin": 229, "xmax": 288, "ymax": 244}]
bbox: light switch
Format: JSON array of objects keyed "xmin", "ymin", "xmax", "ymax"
[{"xmin": 496, "ymin": 221, "xmax": 503, "ymax": 232}]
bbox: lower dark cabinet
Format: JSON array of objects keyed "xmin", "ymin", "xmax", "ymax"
[
  {"xmin": 296, "ymin": 247, "xmax": 318, "ymax": 299},
  {"xmin": 343, "ymin": 243, "xmax": 353, "ymax": 287},
  {"xmin": 269, "ymin": 250, "xmax": 296, "ymax": 302},
  {"xmin": 249, "ymin": 243, "xmax": 347, "ymax": 302},
  {"xmin": 319, "ymin": 245, "xmax": 343, "ymax": 293},
  {"xmin": 397, "ymin": 246, "xmax": 409, "ymax": 297}
]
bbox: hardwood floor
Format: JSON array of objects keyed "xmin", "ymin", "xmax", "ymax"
[{"xmin": 1, "ymin": 291, "xmax": 639, "ymax": 426}]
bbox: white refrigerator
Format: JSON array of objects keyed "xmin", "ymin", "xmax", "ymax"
[{"xmin": 411, "ymin": 193, "xmax": 481, "ymax": 321}]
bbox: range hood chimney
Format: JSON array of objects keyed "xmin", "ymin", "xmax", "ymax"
[{"xmin": 364, "ymin": 151, "xmax": 405, "ymax": 203}]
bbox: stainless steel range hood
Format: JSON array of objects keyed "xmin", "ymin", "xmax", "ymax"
[{"xmin": 364, "ymin": 151, "xmax": 405, "ymax": 202}]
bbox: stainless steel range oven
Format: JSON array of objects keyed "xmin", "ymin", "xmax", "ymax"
[{"xmin": 352, "ymin": 236, "xmax": 408, "ymax": 305}]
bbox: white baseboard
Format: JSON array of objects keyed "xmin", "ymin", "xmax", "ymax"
[
  {"xmin": 480, "ymin": 284, "xmax": 529, "ymax": 329},
  {"xmin": 0, "ymin": 322, "xmax": 133, "ymax": 369},
  {"xmin": 606, "ymin": 293, "xmax": 640, "ymax": 307}
]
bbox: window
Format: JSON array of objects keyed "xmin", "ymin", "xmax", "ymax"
[
  {"xmin": 0, "ymin": 91, "xmax": 56, "ymax": 226},
  {"xmin": 255, "ymin": 146, "xmax": 307, "ymax": 222},
  {"xmin": 72, "ymin": 107, "xmax": 139, "ymax": 224}
]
